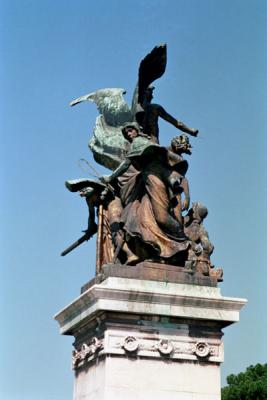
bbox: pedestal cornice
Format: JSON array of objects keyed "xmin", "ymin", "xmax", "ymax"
[{"xmin": 54, "ymin": 277, "xmax": 246, "ymax": 335}]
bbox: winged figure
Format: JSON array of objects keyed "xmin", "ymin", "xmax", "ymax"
[
  {"xmin": 70, "ymin": 88, "xmax": 132, "ymax": 170},
  {"xmin": 70, "ymin": 44, "xmax": 198, "ymax": 170},
  {"xmin": 131, "ymin": 43, "xmax": 167, "ymax": 114},
  {"xmin": 63, "ymin": 45, "xmax": 224, "ymax": 283}
]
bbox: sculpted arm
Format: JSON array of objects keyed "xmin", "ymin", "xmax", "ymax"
[
  {"xmin": 102, "ymin": 158, "xmax": 131, "ymax": 183},
  {"xmin": 158, "ymin": 106, "xmax": 198, "ymax": 137},
  {"xmin": 181, "ymin": 177, "xmax": 190, "ymax": 211}
]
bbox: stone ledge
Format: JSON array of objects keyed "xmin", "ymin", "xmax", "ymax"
[{"xmin": 54, "ymin": 277, "xmax": 246, "ymax": 335}]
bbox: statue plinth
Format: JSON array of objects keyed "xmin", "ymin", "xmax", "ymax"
[{"xmin": 54, "ymin": 272, "xmax": 246, "ymax": 400}]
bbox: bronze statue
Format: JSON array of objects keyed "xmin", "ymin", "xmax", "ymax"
[
  {"xmin": 134, "ymin": 85, "xmax": 198, "ymax": 143},
  {"xmin": 101, "ymin": 123, "xmax": 190, "ymax": 265},
  {"xmin": 61, "ymin": 44, "xmax": 223, "ymax": 283},
  {"xmin": 184, "ymin": 203, "xmax": 223, "ymax": 281},
  {"xmin": 132, "ymin": 45, "xmax": 198, "ymax": 142},
  {"xmin": 69, "ymin": 44, "xmax": 198, "ymax": 170}
]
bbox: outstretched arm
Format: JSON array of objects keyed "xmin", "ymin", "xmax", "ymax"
[
  {"xmin": 158, "ymin": 106, "xmax": 198, "ymax": 136},
  {"xmin": 102, "ymin": 158, "xmax": 131, "ymax": 183}
]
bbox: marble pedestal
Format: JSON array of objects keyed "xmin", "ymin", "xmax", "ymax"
[{"xmin": 55, "ymin": 270, "xmax": 246, "ymax": 400}]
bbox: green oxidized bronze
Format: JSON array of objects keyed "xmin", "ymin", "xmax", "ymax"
[{"xmin": 62, "ymin": 44, "xmax": 223, "ymax": 284}]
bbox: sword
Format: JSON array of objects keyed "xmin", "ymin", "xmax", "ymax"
[{"xmin": 61, "ymin": 232, "xmax": 90, "ymax": 257}]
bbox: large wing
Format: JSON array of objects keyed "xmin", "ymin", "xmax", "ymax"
[
  {"xmin": 136, "ymin": 44, "xmax": 167, "ymax": 105},
  {"xmin": 70, "ymin": 88, "xmax": 132, "ymax": 127},
  {"xmin": 70, "ymin": 88, "xmax": 133, "ymax": 170},
  {"xmin": 89, "ymin": 115, "xmax": 130, "ymax": 170}
]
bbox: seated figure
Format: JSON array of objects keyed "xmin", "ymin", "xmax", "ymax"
[{"xmin": 102, "ymin": 123, "xmax": 192, "ymax": 264}]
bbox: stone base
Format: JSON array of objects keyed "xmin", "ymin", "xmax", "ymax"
[
  {"xmin": 81, "ymin": 261, "xmax": 218, "ymax": 294},
  {"xmin": 74, "ymin": 357, "xmax": 221, "ymax": 400},
  {"xmin": 55, "ymin": 277, "xmax": 246, "ymax": 400}
]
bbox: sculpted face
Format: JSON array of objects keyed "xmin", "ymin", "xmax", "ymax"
[
  {"xmin": 125, "ymin": 127, "xmax": 139, "ymax": 141},
  {"xmin": 172, "ymin": 135, "xmax": 192, "ymax": 155}
]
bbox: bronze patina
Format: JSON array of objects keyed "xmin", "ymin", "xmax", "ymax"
[{"xmin": 61, "ymin": 44, "xmax": 223, "ymax": 284}]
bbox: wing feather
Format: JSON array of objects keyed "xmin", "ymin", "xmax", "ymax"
[{"xmin": 138, "ymin": 44, "xmax": 167, "ymax": 104}]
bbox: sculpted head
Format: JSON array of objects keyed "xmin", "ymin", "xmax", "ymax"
[
  {"xmin": 171, "ymin": 134, "xmax": 192, "ymax": 155},
  {"xmin": 122, "ymin": 122, "xmax": 140, "ymax": 142},
  {"xmin": 192, "ymin": 202, "xmax": 208, "ymax": 222}
]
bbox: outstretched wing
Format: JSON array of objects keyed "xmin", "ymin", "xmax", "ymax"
[
  {"xmin": 70, "ymin": 88, "xmax": 132, "ymax": 127},
  {"xmin": 70, "ymin": 88, "xmax": 133, "ymax": 170},
  {"xmin": 136, "ymin": 44, "xmax": 167, "ymax": 106}
]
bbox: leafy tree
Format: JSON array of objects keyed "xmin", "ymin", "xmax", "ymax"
[{"xmin": 222, "ymin": 363, "xmax": 267, "ymax": 400}]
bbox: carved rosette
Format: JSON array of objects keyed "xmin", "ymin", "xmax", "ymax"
[
  {"xmin": 156, "ymin": 339, "xmax": 174, "ymax": 355},
  {"xmin": 117, "ymin": 335, "xmax": 219, "ymax": 361},
  {"xmin": 193, "ymin": 341, "xmax": 213, "ymax": 358},
  {"xmin": 121, "ymin": 336, "xmax": 139, "ymax": 353}
]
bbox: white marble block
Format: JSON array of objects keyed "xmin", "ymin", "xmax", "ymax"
[{"xmin": 55, "ymin": 277, "xmax": 246, "ymax": 400}]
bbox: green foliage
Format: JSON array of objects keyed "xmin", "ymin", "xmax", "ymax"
[{"xmin": 222, "ymin": 364, "xmax": 267, "ymax": 400}]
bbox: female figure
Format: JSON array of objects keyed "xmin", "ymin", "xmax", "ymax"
[{"xmin": 103, "ymin": 123, "xmax": 190, "ymax": 264}]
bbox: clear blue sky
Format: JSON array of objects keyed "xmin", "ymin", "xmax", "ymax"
[{"xmin": 1, "ymin": 0, "xmax": 266, "ymax": 399}]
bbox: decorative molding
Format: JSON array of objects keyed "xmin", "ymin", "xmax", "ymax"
[
  {"xmin": 71, "ymin": 331, "xmax": 222, "ymax": 369},
  {"xmin": 72, "ymin": 337, "xmax": 103, "ymax": 369},
  {"xmin": 112, "ymin": 333, "xmax": 221, "ymax": 361}
]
